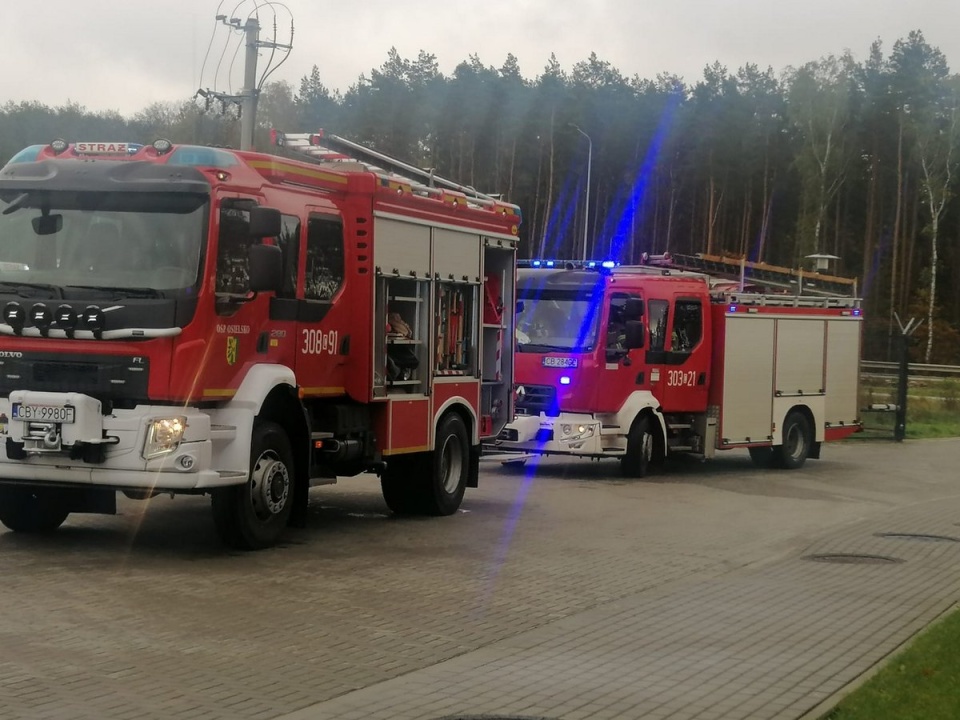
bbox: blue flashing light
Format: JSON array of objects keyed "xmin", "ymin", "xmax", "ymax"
[
  {"xmin": 853, "ymin": 308, "xmax": 862, "ymax": 317},
  {"xmin": 729, "ymin": 305, "xmax": 738, "ymax": 313},
  {"xmin": 4, "ymin": 145, "xmax": 44, "ymax": 165},
  {"xmin": 586, "ymin": 261, "xmax": 597, "ymax": 268},
  {"xmin": 559, "ymin": 376, "xmax": 572, "ymax": 386},
  {"xmin": 532, "ymin": 260, "xmax": 542, "ymax": 267},
  {"xmin": 546, "ymin": 260, "xmax": 555, "ymax": 267},
  {"xmin": 601, "ymin": 260, "xmax": 616, "ymax": 269},
  {"xmin": 167, "ymin": 146, "xmax": 238, "ymax": 169}
]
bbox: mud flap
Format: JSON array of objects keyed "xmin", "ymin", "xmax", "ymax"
[
  {"xmin": 289, "ymin": 472, "xmax": 310, "ymax": 528},
  {"xmin": 810, "ymin": 441, "xmax": 822, "ymax": 460},
  {"xmin": 467, "ymin": 444, "xmax": 480, "ymax": 488}
]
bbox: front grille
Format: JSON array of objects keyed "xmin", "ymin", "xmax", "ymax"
[
  {"xmin": 34, "ymin": 362, "xmax": 100, "ymax": 387},
  {"xmin": 0, "ymin": 352, "xmax": 149, "ymax": 401},
  {"xmin": 516, "ymin": 384, "xmax": 559, "ymax": 417}
]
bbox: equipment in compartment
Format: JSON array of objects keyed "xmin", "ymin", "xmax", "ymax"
[{"xmin": 436, "ymin": 284, "xmax": 469, "ymax": 375}]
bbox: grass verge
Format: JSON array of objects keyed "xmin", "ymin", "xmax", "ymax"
[
  {"xmin": 821, "ymin": 605, "xmax": 960, "ymax": 719},
  {"xmin": 858, "ymin": 379, "xmax": 960, "ymax": 439}
]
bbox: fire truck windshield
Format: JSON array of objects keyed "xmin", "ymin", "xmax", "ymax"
[
  {"xmin": 0, "ymin": 190, "xmax": 207, "ymax": 296},
  {"xmin": 515, "ymin": 290, "xmax": 602, "ymax": 353}
]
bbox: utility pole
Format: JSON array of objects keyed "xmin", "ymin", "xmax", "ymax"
[
  {"xmin": 239, "ymin": 18, "xmax": 261, "ymax": 151},
  {"xmin": 195, "ymin": 14, "xmax": 292, "ymax": 151},
  {"xmin": 570, "ymin": 124, "xmax": 592, "ymax": 261}
]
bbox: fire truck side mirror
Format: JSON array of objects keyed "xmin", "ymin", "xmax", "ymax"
[
  {"xmin": 624, "ymin": 320, "xmax": 645, "ymax": 350},
  {"xmin": 248, "ymin": 243, "xmax": 284, "ymax": 293},
  {"xmin": 248, "ymin": 206, "xmax": 282, "ymax": 238},
  {"xmin": 624, "ymin": 298, "xmax": 644, "ymax": 320}
]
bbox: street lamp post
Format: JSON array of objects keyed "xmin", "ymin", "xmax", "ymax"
[{"xmin": 570, "ymin": 124, "xmax": 592, "ymax": 261}]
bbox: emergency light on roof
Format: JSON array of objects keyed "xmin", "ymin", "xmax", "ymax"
[{"xmin": 152, "ymin": 138, "xmax": 173, "ymax": 155}]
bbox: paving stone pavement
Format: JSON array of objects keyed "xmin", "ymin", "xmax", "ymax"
[{"xmin": 1, "ymin": 438, "xmax": 959, "ymax": 720}]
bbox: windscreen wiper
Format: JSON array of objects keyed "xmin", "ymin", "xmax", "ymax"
[
  {"xmin": 519, "ymin": 343, "xmax": 582, "ymax": 353},
  {"xmin": 0, "ymin": 280, "xmax": 63, "ymax": 298},
  {"xmin": 66, "ymin": 285, "xmax": 164, "ymax": 299}
]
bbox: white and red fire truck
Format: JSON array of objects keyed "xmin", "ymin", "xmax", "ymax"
[
  {"xmin": 494, "ymin": 255, "xmax": 862, "ymax": 475},
  {"xmin": 0, "ymin": 132, "xmax": 519, "ymax": 548}
]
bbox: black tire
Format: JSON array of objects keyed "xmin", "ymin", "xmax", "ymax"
[
  {"xmin": 212, "ymin": 421, "xmax": 295, "ymax": 550},
  {"xmin": 773, "ymin": 411, "xmax": 812, "ymax": 470},
  {"xmin": 422, "ymin": 413, "xmax": 470, "ymax": 515},
  {"xmin": 0, "ymin": 486, "xmax": 70, "ymax": 533},
  {"xmin": 621, "ymin": 415, "xmax": 655, "ymax": 478},
  {"xmin": 380, "ymin": 455, "xmax": 423, "ymax": 515},
  {"xmin": 748, "ymin": 446, "xmax": 775, "ymax": 468}
]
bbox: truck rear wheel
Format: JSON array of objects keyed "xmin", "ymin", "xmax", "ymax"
[
  {"xmin": 422, "ymin": 412, "xmax": 469, "ymax": 515},
  {"xmin": 212, "ymin": 421, "xmax": 295, "ymax": 550},
  {"xmin": 774, "ymin": 411, "xmax": 812, "ymax": 470},
  {"xmin": 621, "ymin": 415, "xmax": 655, "ymax": 478},
  {"xmin": 0, "ymin": 486, "xmax": 70, "ymax": 533}
]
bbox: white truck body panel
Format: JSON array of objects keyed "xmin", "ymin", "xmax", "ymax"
[
  {"xmin": 719, "ymin": 311, "xmax": 860, "ymax": 447},
  {"xmin": 720, "ymin": 316, "xmax": 776, "ymax": 444}
]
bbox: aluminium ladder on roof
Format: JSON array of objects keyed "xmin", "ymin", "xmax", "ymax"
[
  {"xmin": 641, "ymin": 252, "xmax": 858, "ymax": 298},
  {"xmin": 270, "ymin": 130, "xmax": 507, "ymax": 210}
]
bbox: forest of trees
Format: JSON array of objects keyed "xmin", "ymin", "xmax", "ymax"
[{"xmin": 2, "ymin": 31, "xmax": 959, "ymax": 363}]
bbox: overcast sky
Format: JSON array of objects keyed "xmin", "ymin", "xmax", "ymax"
[{"xmin": 3, "ymin": 1, "xmax": 959, "ymax": 117}]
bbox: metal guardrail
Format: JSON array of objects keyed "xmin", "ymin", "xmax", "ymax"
[{"xmin": 861, "ymin": 361, "xmax": 960, "ymax": 378}]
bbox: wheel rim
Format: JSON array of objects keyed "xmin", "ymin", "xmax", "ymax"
[
  {"xmin": 249, "ymin": 450, "xmax": 290, "ymax": 520},
  {"xmin": 439, "ymin": 432, "xmax": 464, "ymax": 495},
  {"xmin": 785, "ymin": 422, "xmax": 806, "ymax": 461},
  {"xmin": 640, "ymin": 431, "xmax": 653, "ymax": 464}
]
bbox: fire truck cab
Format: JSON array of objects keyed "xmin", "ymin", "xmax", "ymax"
[
  {"xmin": 496, "ymin": 259, "xmax": 862, "ymax": 476},
  {"xmin": 0, "ymin": 134, "xmax": 519, "ymax": 548}
]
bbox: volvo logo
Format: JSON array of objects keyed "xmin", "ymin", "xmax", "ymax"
[{"xmin": 0, "ymin": 351, "xmax": 23, "ymax": 358}]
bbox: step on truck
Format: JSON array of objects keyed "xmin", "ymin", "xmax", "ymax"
[
  {"xmin": 493, "ymin": 256, "xmax": 862, "ymax": 475},
  {"xmin": 0, "ymin": 133, "xmax": 519, "ymax": 548}
]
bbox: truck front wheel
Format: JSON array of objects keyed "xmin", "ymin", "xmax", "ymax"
[
  {"xmin": 212, "ymin": 421, "xmax": 295, "ymax": 550},
  {"xmin": 0, "ymin": 486, "xmax": 70, "ymax": 533},
  {"xmin": 774, "ymin": 411, "xmax": 812, "ymax": 470},
  {"xmin": 621, "ymin": 415, "xmax": 655, "ymax": 478}
]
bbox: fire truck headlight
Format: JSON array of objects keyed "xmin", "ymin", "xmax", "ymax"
[{"xmin": 143, "ymin": 417, "xmax": 188, "ymax": 460}]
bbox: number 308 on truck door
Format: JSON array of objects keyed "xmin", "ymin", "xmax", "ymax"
[
  {"xmin": 301, "ymin": 329, "xmax": 338, "ymax": 355},
  {"xmin": 667, "ymin": 370, "xmax": 698, "ymax": 387}
]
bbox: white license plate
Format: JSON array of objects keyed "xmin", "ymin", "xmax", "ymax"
[
  {"xmin": 542, "ymin": 356, "xmax": 578, "ymax": 368},
  {"xmin": 12, "ymin": 403, "xmax": 76, "ymax": 424}
]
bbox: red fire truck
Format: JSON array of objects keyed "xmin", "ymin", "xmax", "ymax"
[
  {"xmin": 494, "ymin": 256, "xmax": 862, "ymax": 475},
  {"xmin": 0, "ymin": 133, "xmax": 519, "ymax": 548}
]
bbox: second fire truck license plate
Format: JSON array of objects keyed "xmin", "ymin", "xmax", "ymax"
[{"xmin": 542, "ymin": 357, "xmax": 578, "ymax": 368}]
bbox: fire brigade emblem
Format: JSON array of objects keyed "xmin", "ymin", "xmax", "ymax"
[{"xmin": 226, "ymin": 336, "xmax": 238, "ymax": 366}]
